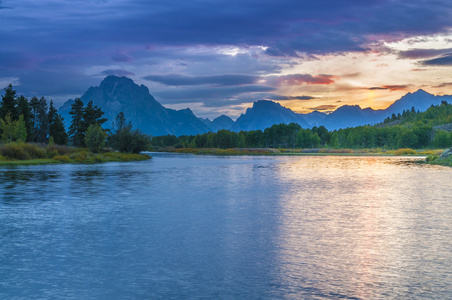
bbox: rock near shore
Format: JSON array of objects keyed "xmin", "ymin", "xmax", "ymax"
[{"xmin": 439, "ymin": 147, "xmax": 452, "ymax": 160}]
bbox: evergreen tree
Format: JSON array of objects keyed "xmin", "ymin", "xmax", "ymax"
[
  {"xmin": 69, "ymin": 99, "xmax": 107, "ymax": 147},
  {"xmin": 1, "ymin": 84, "xmax": 18, "ymax": 120},
  {"xmin": 29, "ymin": 96, "xmax": 39, "ymax": 141},
  {"xmin": 48, "ymin": 100, "xmax": 68, "ymax": 145},
  {"xmin": 83, "ymin": 101, "xmax": 107, "ymax": 129},
  {"xmin": 29, "ymin": 96, "xmax": 49, "ymax": 143},
  {"xmin": 68, "ymin": 98, "xmax": 85, "ymax": 146},
  {"xmin": 108, "ymin": 112, "xmax": 150, "ymax": 153},
  {"xmin": 112, "ymin": 112, "xmax": 131, "ymax": 133},
  {"xmin": 30, "ymin": 97, "xmax": 49, "ymax": 143}
]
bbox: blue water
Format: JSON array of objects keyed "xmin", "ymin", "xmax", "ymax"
[{"xmin": 1, "ymin": 153, "xmax": 452, "ymax": 299}]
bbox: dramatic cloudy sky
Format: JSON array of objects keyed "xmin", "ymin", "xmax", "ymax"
[{"xmin": 2, "ymin": 0, "xmax": 452, "ymax": 119}]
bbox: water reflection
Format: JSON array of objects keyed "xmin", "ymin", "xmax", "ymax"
[
  {"xmin": 0, "ymin": 155, "xmax": 451, "ymax": 299},
  {"xmin": 275, "ymin": 156, "xmax": 452, "ymax": 298}
]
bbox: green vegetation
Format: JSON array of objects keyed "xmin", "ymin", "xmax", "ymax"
[
  {"xmin": 0, "ymin": 84, "xmax": 152, "ymax": 165},
  {"xmin": 85, "ymin": 124, "xmax": 107, "ymax": 153},
  {"xmin": 107, "ymin": 112, "xmax": 151, "ymax": 154},
  {"xmin": 424, "ymin": 155, "xmax": 452, "ymax": 167},
  {"xmin": 152, "ymin": 102, "xmax": 452, "ymax": 151},
  {"xmin": 0, "ymin": 142, "xmax": 150, "ymax": 165},
  {"xmin": 162, "ymin": 146, "xmax": 443, "ymax": 157}
]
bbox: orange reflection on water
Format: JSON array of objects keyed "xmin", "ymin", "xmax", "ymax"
[{"xmin": 273, "ymin": 156, "xmax": 433, "ymax": 298}]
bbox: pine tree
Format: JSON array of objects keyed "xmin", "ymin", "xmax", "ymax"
[
  {"xmin": 1, "ymin": 84, "xmax": 18, "ymax": 120},
  {"xmin": 69, "ymin": 99, "xmax": 107, "ymax": 147},
  {"xmin": 32, "ymin": 97, "xmax": 49, "ymax": 143},
  {"xmin": 68, "ymin": 98, "xmax": 85, "ymax": 146},
  {"xmin": 112, "ymin": 112, "xmax": 131, "ymax": 134},
  {"xmin": 83, "ymin": 101, "xmax": 107, "ymax": 129},
  {"xmin": 108, "ymin": 112, "xmax": 150, "ymax": 153},
  {"xmin": 29, "ymin": 96, "xmax": 39, "ymax": 141},
  {"xmin": 48, "ymin": 100, "xmax": 68, "ymax": 145},
  {"xmin": 29, "ymin": 96, "xmax": 49, "ymax": 143}
]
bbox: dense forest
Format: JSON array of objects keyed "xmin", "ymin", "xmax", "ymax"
[
  {"xmin": 152, "ymin": 102, "xmax": 452, "ymax": 150},
  {"xmin": 0, "ymin": 85, "xmax": 150, "ymax": 154}
]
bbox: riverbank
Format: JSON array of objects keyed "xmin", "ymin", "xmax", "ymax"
[
  {"xmin": 0, "ymin": 143, "xmax": 151, "ymax": 165},
  {"xmin": 425, "ymin": 148, "xmax": 452, "ymax": 167},
  {"xmin": 155, "ymin": 147, "xmax": 443, "ymax": 157}
]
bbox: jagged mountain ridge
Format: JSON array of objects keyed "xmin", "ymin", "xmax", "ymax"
[
  {"xmin": 232, "ymin": 100, "xmax": 310, "ymax": 131},
  {"xmin": 321, "ymin": 89, "xmax": 452, "ymax": 130},
  {"xmin": 58, "ymin": 76, "xmax": 452, "ymax": 136},
  {"xmin": 59, "ymin": 76, "xmax": 210, "ymax": 136},
  {"xmin": 200, "ymin": 115, "xmax": 235, "ymax": 132}
]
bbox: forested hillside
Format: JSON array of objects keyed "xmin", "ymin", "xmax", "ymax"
[{"xmin": 152, "ymin": 102, "xmax": 452, "ymax": 150}]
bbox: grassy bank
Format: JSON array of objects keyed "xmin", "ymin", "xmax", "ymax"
[
  {"xmin": 0, "ymin": 142, "xmax": 151, "ymax": 165},
  {"xmin": 155, "ymin": 147, "xmax": 443, "ymax": 157},
  {"xmin": 426, "ymin": 156, "xmax": 452, "ymax": 167},
  {"xmin": 424, "ymin": 149, "xmax": 452, "ymax": 167}
]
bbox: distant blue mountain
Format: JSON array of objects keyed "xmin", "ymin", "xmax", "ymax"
[
  {"xmin": 59, "ymin": 76, "xmax": 210, "ymax": 136},
  {"xmin": 321, "ymin": 89, "xmax": 452, "ymax": 130},
  {"xmin": 232, "ymin": 100, "xmax": 310, "ymax": 131},
  {"xmin": 301, "ymin": 110, "xmax": 327, "ymax": 127},
  {"xmin": 59, "ymin": 77, "xmax": 452, "ymax": 136},
  {"xmin": 229, "ymin": 89, "xmax": 452, "ymax": 131},
  {"xmin": 200, "ymin": 115, "xmax": 234, "ymax": 132}
]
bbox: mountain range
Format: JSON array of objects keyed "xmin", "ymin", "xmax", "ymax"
[{"xmin": 59, "ymin": 76, "xmax": 452, "ymax": 136}]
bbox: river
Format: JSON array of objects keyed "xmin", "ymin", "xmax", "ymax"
[{"xmin": 1, "ymin": 153, "xmax": 451, "ymax": 299}]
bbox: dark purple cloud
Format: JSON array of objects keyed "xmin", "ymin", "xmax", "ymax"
[
  {"xmin": 267, "ymin": 74, "xmax": 336, "ymax": 86},
  {"xmin": 2, "ymin": 0, "xmax": 452, "ymax": 113},
  {"xmin": 101, "ymin": 69, "xmax": 135, "ymax": 77},
  {"xmin": 421, "ymin": 53, "xmax": 452, "ymax": 66},
  {"xmin": 16, "ymin": 70, "xmax": 98, "ymax": 100},
  {"xmin": 382, "ymin": 85, "xmax": 409, "ymax": 91},
  {"xmin": 368, "ymin": 85, "xmax": 409, "ymax": 91},
  {"xmin": 144, "ymin": 73, "xmax": 335, "ymax": 87},
  {"xmin": 398, "ymin": 48, "xmax": 452, "ymax": 59},
  {"xmin": 153, "ymin": 85, "xmax": 275, "ymax": 105},
  {"xmin": 143, "ymin": 74, "xmax": 259, "ymax": 86},
  {"xmin": 5, "ymin": 0, "xmax": 452, "ymax": 60},
  {"xmin": 264, "ymin": 94, "xmax": 316, "ymax": 101}
]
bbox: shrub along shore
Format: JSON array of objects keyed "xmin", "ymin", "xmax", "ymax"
[
  {"xmin": 157, "ymin": 146, "xmax": 443, "ymax": 156},
  {"xmin": 0, "ymin": 142, "xmax": 150, "ymax": 165},
  {"xmin": 156, "ymin": 146, "xmax": 452, "ymax": 167}
]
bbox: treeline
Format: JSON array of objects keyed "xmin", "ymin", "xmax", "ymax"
[
  {"xmin": 0, "ymin": 84, "xmax": 67, "ymax": 145},
  {"xmin": 0, "ymin": 84, "xmax": 150, "ymax": 153},
  {"xmin": 152, "ymin": 102, "xmax": 452, "ymax": 150}
]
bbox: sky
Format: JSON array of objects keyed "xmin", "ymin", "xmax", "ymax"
[{"xmin": 2, "ymin": 0, "xmax": 452, "ymax": 119}]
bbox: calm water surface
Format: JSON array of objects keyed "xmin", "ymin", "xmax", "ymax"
[{"xmin": 1, "ymin": 153, "xmax": 451, "ymax": 299}]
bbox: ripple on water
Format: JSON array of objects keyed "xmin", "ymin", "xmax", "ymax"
[{"xmin": 0, "ymin": 155, "xmax": 451, "ymax": 299}]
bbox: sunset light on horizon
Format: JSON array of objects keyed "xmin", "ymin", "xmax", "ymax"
[{"xmin": 1, "ymin": 0, "xmax": 452, "ymax": 119}]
